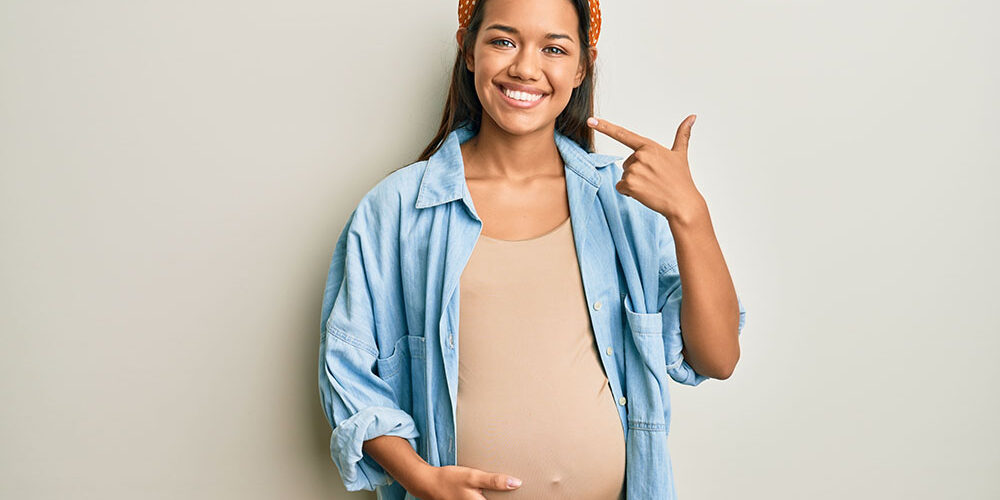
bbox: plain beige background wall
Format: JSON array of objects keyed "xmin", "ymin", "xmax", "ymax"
[{"xmin": 2, "ymin": 0, "xmax": 997, "ymax": 498}]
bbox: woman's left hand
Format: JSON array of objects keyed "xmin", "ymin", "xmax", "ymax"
[{"xmin": 586, "ymin": 115, "xmax": 707, "ymax": 223}]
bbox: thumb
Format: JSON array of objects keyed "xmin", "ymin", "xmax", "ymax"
[
  {"xmin": 671, "ymin": 114, "xmax": 696, "ymax": 153},
  {"xmin": 475, "ymin": 470, "xmax": 523, "ymax": 491}
]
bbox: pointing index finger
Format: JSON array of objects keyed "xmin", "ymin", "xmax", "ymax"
[{"xmin": 587, "ymin": 116, "xmax": 650, "ymax": 151}]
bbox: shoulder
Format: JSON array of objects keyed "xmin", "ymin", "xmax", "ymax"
[{"xmin": 353, "ymin": 160, "xmax": 428, "ymax": 222}]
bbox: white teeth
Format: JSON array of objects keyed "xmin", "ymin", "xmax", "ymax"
[{"xmin": 502, "ymin": 86, "xmax": 543, "ymax": 102}]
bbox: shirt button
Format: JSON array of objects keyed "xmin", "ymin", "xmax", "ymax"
[
  {"xmin": 606, "ymin": 346, "xmax": 613, "ymax": 356},
  {"xmin": 448, "ymin": 334, "xmax": 454, "ymax": 348},
  {"xmin": 593, "ymin": 300, "xmax": 602, "ymax": 310},
  {"xmin": 619, "ymin": 396, "xmax": 627, "ymax": 406}
]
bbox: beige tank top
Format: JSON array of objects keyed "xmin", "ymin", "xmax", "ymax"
[{"xmin": 456, "ymin": 215, "xmax": 626, "ymax": 500}]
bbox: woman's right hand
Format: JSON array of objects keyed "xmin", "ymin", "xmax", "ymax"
[{"xmin": 413, "ymin": 464, "xmax": 523, "ymax": 500}]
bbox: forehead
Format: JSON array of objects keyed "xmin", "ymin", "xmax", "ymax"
[{"xmin": 480, "ymin": 0, "xmax": 580, "ymax": 35}]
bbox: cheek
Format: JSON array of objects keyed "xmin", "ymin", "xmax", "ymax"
[
  {"xmin": 555, "ymin": 60, "xmax": 584, "ymax": 83},
  {"xmin": 473, "ymin": 61, "xmax": 501, "ymax": 91},
  {"xmin": 476, "ymin": 75, "xmax": 496, "ymax": 102},
  {"xmin": 551, "ymin": 68, "xmax": 581, "ymax": 94}
]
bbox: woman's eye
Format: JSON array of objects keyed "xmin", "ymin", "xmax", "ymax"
[{"xmin": 488, "ymin": 40, "xmax": 566, "ymax": 55}]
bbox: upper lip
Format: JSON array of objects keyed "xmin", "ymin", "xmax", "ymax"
[{"xmin": 497, "ymin": 82, "xmax": 548, "ymax": 95}]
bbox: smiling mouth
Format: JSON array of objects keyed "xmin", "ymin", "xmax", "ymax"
[
  {"xmin": 499, "ymin": 84, "xmax": 545, "ymax": 101},
  {"xmin": 495, "ymin": 84, "xmax": 548, "ymax": 107}
]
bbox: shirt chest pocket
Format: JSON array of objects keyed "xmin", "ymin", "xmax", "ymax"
[
  {"xmin": 374, "ymin": 334, "xmax": 428, "ymax": 449},
  {"xmin": 622, "ymin": 294, "xmax": 671, "ymax": 430},
  {"xmin": 622, "ymin": 295, "xmax": 668, "ymax": 378}
]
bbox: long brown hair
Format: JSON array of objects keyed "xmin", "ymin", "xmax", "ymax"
[{"xmin": 392, "ymin": 0, "xmax": 599, "ymax": 174}]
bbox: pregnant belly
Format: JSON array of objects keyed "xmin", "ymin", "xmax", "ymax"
[{"xmin": 456, "ymin": 379, "xmax": 626, "ymax": 500}]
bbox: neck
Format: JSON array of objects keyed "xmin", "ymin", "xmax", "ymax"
[{"xmin": 460, "ymin": 116, "xmax": 563, "ymax": 180}]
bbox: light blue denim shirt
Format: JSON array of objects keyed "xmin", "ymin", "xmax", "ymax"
[{"xmin": 319, "ymin": 122, "xmax": 746, "ymax": 500}]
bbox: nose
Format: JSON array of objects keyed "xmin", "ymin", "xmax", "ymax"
[{"xmin": 508, "ymin": 47, "xmax": 541, "ymax": 81}]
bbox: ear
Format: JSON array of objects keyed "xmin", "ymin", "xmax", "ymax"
[
  {"xmin": 574, "ymin": 46, "xmax": 598, "ymax": 87},
  {"xmin": 457, "ymin": 28, "xmax": 474, "ymax": 72}
]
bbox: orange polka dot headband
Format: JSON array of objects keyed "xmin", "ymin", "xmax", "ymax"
[{"xmin": 458, "ymin": 0, "xmax": 602, "ymax": 46}]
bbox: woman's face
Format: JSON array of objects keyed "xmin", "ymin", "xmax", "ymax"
[{"xmin": 461, "ymin": 0, "xmax": 593, "ymax": 136}]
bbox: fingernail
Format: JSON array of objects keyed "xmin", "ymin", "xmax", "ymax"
[
  {"xmin": 691, "ymin": 114, "xmax": 697, "ymax": 125},
  {"xmin": 508, "ymin": 477, "xmax": 522, "ymax": 488},
  {"xmin": 587, "ymin": 117, "xmax": 598, "ymax": 127}
]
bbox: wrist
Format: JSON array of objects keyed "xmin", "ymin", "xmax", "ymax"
[
  {"xmin": 401, "ymin": 462, "xmax": 440, "ymax": 499},
  {"xmin": 662, "ymin": 196, "xmax": 709, "ymax": 229}
]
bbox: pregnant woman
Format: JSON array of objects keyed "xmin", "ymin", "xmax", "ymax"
[{"xmin": 319, "ymin": 0, "xmax": 747, "ymax": 498}]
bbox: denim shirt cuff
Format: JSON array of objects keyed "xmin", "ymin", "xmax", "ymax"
[{"xmin": 329, "ymin": 405, "xmax": 420, "ymax": 491}]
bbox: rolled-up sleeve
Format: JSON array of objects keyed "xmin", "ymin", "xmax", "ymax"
[
  {"xmin": 318, "ymin": 200, "xmax": 419, "ymax": 491},
  {"xmin": 658, "ymin": 231, "xmax": 747, "ymax": 387}
]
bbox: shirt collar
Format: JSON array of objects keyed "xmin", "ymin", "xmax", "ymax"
[{"xmin": 415, "ymin": 122, "xmax": 624, "ymax": 209}]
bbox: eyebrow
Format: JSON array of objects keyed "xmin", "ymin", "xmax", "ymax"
[{"xmin": 483, "ymin": 23, "xmax": 574, "ymax": 43}]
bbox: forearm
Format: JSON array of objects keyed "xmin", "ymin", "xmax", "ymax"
[
  {"xmin": 362, "ymin": 435, "xmax": 437, "ymax": 496},
  {"xmin": 664, "ymin": 199, "xmax": 741, "ymax": 378}
]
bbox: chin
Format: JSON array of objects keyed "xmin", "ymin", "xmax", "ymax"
[{"xmin": 486, "ymin": 106, "xmax": 560, "ymax": 136}]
